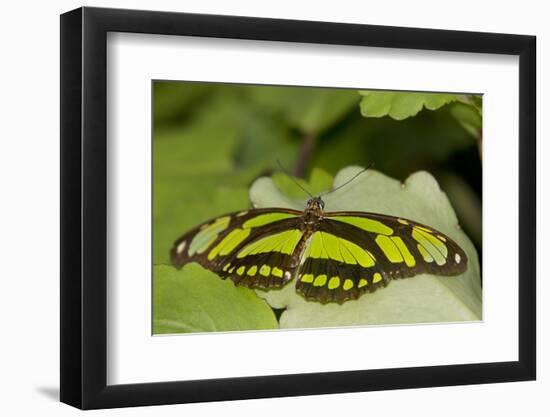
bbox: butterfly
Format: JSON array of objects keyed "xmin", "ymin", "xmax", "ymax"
[{"xmin": 171, "ymin": 170, "xmax": 467, "ymax": 304}]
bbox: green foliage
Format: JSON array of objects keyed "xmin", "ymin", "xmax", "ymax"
[
  {"xmin": 153, "ymin": 88, "xmax": 298, "ymax": 265},
  {"xmin": 457, "ymin": 94, "xmax": 483, "ymax": 114},
  {"xmin": 232, "ymin": 108, "xmax": 298, "ymax": 171},
  {"xmin": 247, "ymin": 86, "xmax": 359, "ymax": 134},
  {"xmin": 250, "ymin": 167, "xmax": 481, "ymax": 327},
  {"xmin": 153, "ymin": 114, "xmax": 253, "ymax": 265},
  {"xmin": 272, "ymin": 167, "xmax": 333, "ymax": 198},
  {"xmin": 154, "ymin": 82, "xmax": 212, "ymax": 125},
  {"xmin": 312, "ymin": 106, "xmax": 473, "ymax": 179},
  {"xmin": 449, "ymin": 101, "xmax": 482, "ymax": 139},
  {"xmin": 359, "ymin": 90, "xmax": 458, "ymax": 120},
  {"xmin": 154, "ymin": 265, "xmax": 278, "ymax": 333},
  {"xmin": 439, "ymin": 173, "xmax": 482, "ymax": 247},
  {"xmin": 152, "ymin": 82, "xmax": 482, "ymax": 333},
  {"xmin": 358, "ymin": 90, "xmax": 482, "ymax": 122}
]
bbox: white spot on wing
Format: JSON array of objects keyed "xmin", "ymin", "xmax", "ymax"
[
  {"xmin": 177, "ymin": 241, "xmax": 187, "ymax": 254},
  {"xmin": 284, "ymin": 271, "xmax": 291, "ymax": 280},
  {"xmin": 455, "ymin": 253, "xmax": 461, "ymax": 263}
]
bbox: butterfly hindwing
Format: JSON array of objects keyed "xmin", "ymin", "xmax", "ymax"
[
  {"xmin": 171, "ymin": 208, "xmax": 304, "ymax": 289},
  {"xmin": 296, "ymin": 255, "xmax": 392, "ymax": 304},
  {"xmin": 295, "ymin": 225, "xmax": 392, "ymax": 303}
]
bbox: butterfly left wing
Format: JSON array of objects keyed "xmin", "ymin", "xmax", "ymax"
[
  {"xmin": 295, "ymin": 211, "xmax": 468, "ymax": 304},
  {"xmin": 171, "ymin": 208, "xmax": 305, "ymax": 289}
]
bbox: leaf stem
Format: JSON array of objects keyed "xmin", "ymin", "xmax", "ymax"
[{"xmin": 293, "ymin": 132, "xmax": 317, "ymax": 178}]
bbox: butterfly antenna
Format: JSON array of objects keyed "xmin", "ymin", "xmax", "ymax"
[
  {"xmin": 320, "ymin": 162, "xmax": 374, "ymax": 197},
  {"xmin": 276, "ymin": 160, "xmax": 314, "ymax": 198}
]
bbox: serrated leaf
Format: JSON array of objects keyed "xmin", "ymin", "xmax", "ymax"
[
  {"xmin": 359, "ymin": 90, "xmax": 461, "ymax": 120},
  {"xmin": 250, "ymin": 166, "xmax": 481, "ymax": 328},
  {"xmin": 153, "ymin": 265, "xmax": 278, "ymax": 334}
]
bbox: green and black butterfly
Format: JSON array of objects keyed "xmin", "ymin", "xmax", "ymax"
[{"xmin": 171, "ymin": 170, "xmax": 467, "ymax": 304}]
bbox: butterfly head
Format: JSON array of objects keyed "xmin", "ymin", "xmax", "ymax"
[{"xmin": 307, "ymin": 196, "xmax": 325, "ymax": 212}]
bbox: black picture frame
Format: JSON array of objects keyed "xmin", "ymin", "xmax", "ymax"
[{"xmin": 60, "ymin": 6, "xmax": 536, "ymax": 410}]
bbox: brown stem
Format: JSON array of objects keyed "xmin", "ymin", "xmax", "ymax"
[{"xmin": 293, "ymin": 132, "xmax": 316, "ymax": 178}]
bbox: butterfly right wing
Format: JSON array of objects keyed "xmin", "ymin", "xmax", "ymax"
[{"xmin": 294, "ymin": 211, "xmax": 467, "ymax": 303}]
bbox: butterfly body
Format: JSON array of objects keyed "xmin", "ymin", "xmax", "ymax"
[{"xmin": 171, "ymin": 196, "xmax": 467, "ymax": 304}]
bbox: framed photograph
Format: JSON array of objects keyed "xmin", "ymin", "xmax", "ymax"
[{"xmin": 60, "ymin": 6, "xmax": 536, "ymax": 409}]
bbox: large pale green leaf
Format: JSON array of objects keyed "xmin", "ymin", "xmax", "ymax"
[
  {"xmin": 250, "ymin": 166, "xmax": 481, "ymax": 328},
  {"xmin": 359, "ymin": 91, "xmax": 462, "ymax": 120},
  {"xmin": 153, "ymin": 265, "xmax": 278, "ymax": 334}
]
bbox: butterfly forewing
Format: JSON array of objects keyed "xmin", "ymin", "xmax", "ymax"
[
  {"xmin": 171, "ymin": 208, "xmax": 305, "ymax": 289},
  {"xmin": 325, "ymin": 211, "xmax": 468, "ymax": 274}
]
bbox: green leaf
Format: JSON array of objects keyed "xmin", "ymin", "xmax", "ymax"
[
  {"xmin": 449, "ymin": 101, "xmax": 482, "ymax": 138},
  {"xmin": 359, "ymin": 90, "xmax": 461, "ymax": 120},
  {"xmin": 153, "ymin": 91, "xmax": 291, "ymax": 265},
  {"xmin": 247, "ymin": 86, "xmax": 359, "ymax": 134},
  {"xmin": 153, "ymin": 114, "xmax": 251, "ymax": 265},
  {"xmin": 153, "ymin": 82, "xmax": 212, "ymax": 125},
  {"xmin": 313, "ymin": 107, "xmax": 475, "ymax": 180},
  {"xmin": 272, "ymin": 168, "xmax": 333, "ymax": 199},
  {"xmin": 153, "ymin": 265, "xmax": 278, "ymax": 334},
  {"xmin": 439, "ymin": 172, "xmax": 482, "ymax": 248},
  {"xmin": 231, "ymin": 107, "xmax": 299, "ymax": 172},
  {"xmin": 456, "ymin": 94, "xmax": 483, "ymax": 114},
  {"xmin": 250, "ymin": 166, "xmax": 481, "ymax": 328}
]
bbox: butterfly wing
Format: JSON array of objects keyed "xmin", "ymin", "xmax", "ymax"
[
  {"xmin": 171, "ymin": 208, "xmax": 306, "ymax": 289},
  {"xmin": 295, "ymin": 211, "xmax": 467, "ymax": 303}
]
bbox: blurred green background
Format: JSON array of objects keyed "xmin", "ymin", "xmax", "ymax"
[{"xmin": 153, "ymin": 81, "xmax": 482, "ymax": 267}]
